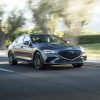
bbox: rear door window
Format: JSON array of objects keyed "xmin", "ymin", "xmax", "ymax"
[{"xmin": 17, "ymin": 35, "xmax": 25, "ymax": 44}]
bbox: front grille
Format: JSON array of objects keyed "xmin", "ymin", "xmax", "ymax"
[{"xmin": 58, "ymin": 50, "xmax": 82, "ymax": 60}]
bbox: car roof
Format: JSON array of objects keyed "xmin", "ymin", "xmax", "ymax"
[
  {"xmin": 30, "ymin": 34, "xmax": 55, "ymax": 36},
  {"xmin": 18, "ymin": 34, "xmax": 54, "ymax": 39}
]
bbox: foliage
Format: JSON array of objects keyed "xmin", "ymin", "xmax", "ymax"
[
  {"xmin": 4, "ymin": 11, "xmax": 26, "ymax": 34},
  {"xmin": 79, "ymin": 34, "xmax": 100, "ymax": 44},
  {"xmin": 0, "ymin": 5, "xmax": 4, "ymax": 17},
  {"xmin": 81, "ymin": 43, "xmax": 100, "ymax": 61},
  {"xmin": 54, "ymin": 31, "xmax": 64, "ymax": 38},
  {"xmin": 32, "ymin": 27, "xmax": 42, "ymax": 34},
  {"xmin": 0, "ymin": 6, "xmax": 26, "ymax": 48},
  {"xmin": 28, "ymin": 0, "xmax": 95, "ymax": 45},
  {"xmin": 28, "ymin": 0, "xmax": 94, "ymax": 29},
  {"xmin": 28, "ymin": 0, "xmax": 48, "ymax": 34},
  {"xmin": 82, "ymin": 43, "xmax": 100, "ymax": 53},
  {"xmin": 5, "ymin": 27, "xmax": 42, "ymax": 47}
]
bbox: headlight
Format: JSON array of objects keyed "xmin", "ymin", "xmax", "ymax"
[
  {"xmin": 80, "ymin": 46, "xmax": 86, "ymax": 53},
  {"xmin": 43, "ymin": 49, "xmax": 56, "ymax": 54}
]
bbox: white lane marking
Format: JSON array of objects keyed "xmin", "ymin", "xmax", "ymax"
[{"xmin": 0, "ymin": 68, "xmax": 15, "ymax": 73}]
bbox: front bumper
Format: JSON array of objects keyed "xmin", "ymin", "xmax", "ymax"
[{"xmin": 45, "ymin": 55, "xmax": 87, "ymax": 65}]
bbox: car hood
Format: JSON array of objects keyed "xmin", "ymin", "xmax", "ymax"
[{"xmin": 32, "ymin": 43, "xmax": 82, "ymax": 51}]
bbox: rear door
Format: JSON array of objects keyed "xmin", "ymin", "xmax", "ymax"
[{"xmin": 14, "ymin": 35, "xmax": 25, "ymax": 59}]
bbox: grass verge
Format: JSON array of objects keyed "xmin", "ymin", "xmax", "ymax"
[{"xmin": 81, "ymin": 43, "xmax": 100, "ymax": 61}]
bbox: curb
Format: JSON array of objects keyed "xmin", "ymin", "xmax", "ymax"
[{"xmin": 86, "ymin": 61, "xmax": 100, "ymax": 64}]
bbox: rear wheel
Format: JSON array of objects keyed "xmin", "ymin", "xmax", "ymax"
[
  {"xmin": 34, "ymin": 52, "xmax": 44, "ymax": 70},
  {"xmin": 72, "ymin": 63, "xmax": 83, "ymax": 68},
  {"xmin": 8, "ymin": 51, "xmax": 17, "ymax": 65}
]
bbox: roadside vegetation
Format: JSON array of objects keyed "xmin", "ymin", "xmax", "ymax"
[
  {"xmin": 82, "ymin": 43, "xmax": 100, "ymax": 54},
  {"xmin": 82, "ymin": 43, "xmax": 100, "ymax": 61},
  {"xmin": 0, "ymin": 0, "xmax": 95, "ymax": 48},
  {"xmin": 79, "ymin": 34, "xmax": 100, "ymax": 44}
]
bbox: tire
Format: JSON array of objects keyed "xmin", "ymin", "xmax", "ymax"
[
  {"xmin": 72, "ymin": 63, "xmax": 83, "ymax": 68},
  {"xmin": 8, "ymin": 51, "xmax": 17, "ymax": 65},
  {"xmin": 34, "ymin": 52, "xmax": 44, "ymax": 70}
]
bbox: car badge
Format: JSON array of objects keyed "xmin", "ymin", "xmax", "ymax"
[{"xmin": 68, "ymin": 51, "xmax": 74, "ymax": 54}]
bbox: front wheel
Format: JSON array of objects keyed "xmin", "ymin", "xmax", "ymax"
[
  {"xmin": 34, "ymin": 52, "xmax": 44, "ymax": 70},
  {"xmin": 72, "ymin": 63, "xmax": 83, "ymax": 68},
  {"xmin": 8, "ymin": 51, "xmax": 17, "ymax": 65}
]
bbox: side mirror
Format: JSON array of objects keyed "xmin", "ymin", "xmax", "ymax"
[
  {"xmin": 24, "ymin": 41, "xmax": 32, "ymax": 46},
  {"xmin": 66, "ymin": 40, "xmax": 70, "ymax": 44},
  {"xmin": 63, "ymin": 39, "xmax": 70, "ymax": 44}
]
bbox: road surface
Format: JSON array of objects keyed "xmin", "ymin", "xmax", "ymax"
[{"xmin": 0, "ymin": 54, "xmax": 100, "ymax": 100}]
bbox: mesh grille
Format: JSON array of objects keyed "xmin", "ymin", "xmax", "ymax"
[{"xmin": 58, "ymin": 50, "xmax": 82, "ymax": 60}]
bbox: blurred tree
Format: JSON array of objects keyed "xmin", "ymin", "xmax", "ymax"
[
  {"xmin": 46, "ymin": 14, "xmax": 58, "ymax": 34},
  {"xmin": 61, "ymin": 0, "xmax": 94, "ymax": 44},
  {"xmin": 28, "ymin": 0, "xmax": 49, "ymax": 34},
  {"xmin": 6, "ymin": 26, "xmax": 42, "ymax": 46},
  {"xmin": 32, "ymin": 26, "xmax": 42, "ymax": 34},
  {"xmin": 0, "ymin": 7, "xmax": 26, "ymax": 48},
  {"xmin": 0, "ymin": 5, "xmax": 4, "ymax": 37},
  {"xmin": 28, "ymin": 0, "xmax": 94, "ymax": 44}
]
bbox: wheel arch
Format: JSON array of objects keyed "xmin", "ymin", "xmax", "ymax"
[
  {"xmin": 33, "ymin": 50, "xmax": 40, "ymax": 60},
  {"xmin": 8, "ymin": 50, "xmax": 12, "ymax": 55},
  {"xmin": 8, "ymin": 50, "xmax": 14, "ymax": 57},
  {"xmin": 32, "ymin": 50, "xmax": 45, "ymax": 62}
]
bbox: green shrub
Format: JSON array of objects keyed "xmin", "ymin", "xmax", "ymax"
[{"xmin": 78, "ymin": 35, "xmax": 100, "ymax": 44}]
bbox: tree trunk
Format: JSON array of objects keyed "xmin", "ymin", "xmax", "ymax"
[
  {"xmin": 34, "ymin": 12, "xmax": 48, "ymax": 34},
  {"xmin": 0, "ymin": 33, "xmax": 11, "ymax": 49},
  {"xmin": 68, "ymin": 16, "xmax": 81, "ymax": 45},
  {"xmin": 0, "ymin": 38, "xmax": 7, "ymax": 49}
]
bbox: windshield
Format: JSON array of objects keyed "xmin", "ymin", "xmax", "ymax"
[{"xmin": 31, "ymin": 35, "xmax": 65, "ymax": 44}]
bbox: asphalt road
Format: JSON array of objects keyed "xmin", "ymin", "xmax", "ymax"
[{"xmin": 0, "ymin": 55, "xmax": 100, "ymax": 100}]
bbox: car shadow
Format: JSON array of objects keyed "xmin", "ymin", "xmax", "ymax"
[
  {"xmin": 43, "ymin": 65, "xmax": 74, "ymax": 71},
  {"xmin": 0, "ymin": 62, "xmax": 75, "ymax": 72},
  {"xmin": 0, "ymin": 56, "xmax": 81, "ymax": 73},
  {"xmin": 15, "ymin": 61, "xmax": 75, "ymax": 71}
]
